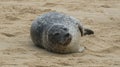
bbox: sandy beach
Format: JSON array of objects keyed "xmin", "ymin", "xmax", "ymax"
[{"xmin": 0, "ymin": 0, "xmax": 120, "ymax": 67}]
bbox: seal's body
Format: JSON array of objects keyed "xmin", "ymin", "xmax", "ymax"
[{"xmin": 30, "ymin": 12, "xmax": 94, "ymax": 53}]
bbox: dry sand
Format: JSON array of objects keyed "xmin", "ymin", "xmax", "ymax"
[{"xmin": 0, "ymin": 0, "xmax": 120, "ymax": 67}]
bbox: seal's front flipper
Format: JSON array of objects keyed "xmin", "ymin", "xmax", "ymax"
[{"xmin": 84, "ymin": 28, "xmax": 94, "ymax": 35}]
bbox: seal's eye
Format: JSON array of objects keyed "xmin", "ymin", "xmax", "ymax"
[
  {"xmin": 63, "ymin": 28, "xmax": 67, "ymax": 31},
  {"xmin": 53, "ymin": 32, "xmax": 59, "ymax": 36}
]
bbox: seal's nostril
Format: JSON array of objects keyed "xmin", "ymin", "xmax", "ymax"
[{"xmin": 65, "ymin": 33, "xmax": 70, "ymax": 37}]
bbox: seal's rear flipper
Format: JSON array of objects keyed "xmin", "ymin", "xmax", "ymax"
[{"xmin": 84, "ymin": 28, "xmax": 94, "ymax": 35}]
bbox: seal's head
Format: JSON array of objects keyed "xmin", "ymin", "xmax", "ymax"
[{"xmin": 48, "ymin": 25, "xmax": 72, "ymax": 46}]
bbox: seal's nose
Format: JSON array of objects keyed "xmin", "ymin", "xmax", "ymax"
[
  {"xmin": 64, "ymin": 33, "xmax": 72, "ymax": 39},
  {"xmin": 65, "ymin": 33, "xmax": 70, "ymax": 37},
  {"xmin": 61, "ymin": 33, "xmax": 72, "ymax": 46}
]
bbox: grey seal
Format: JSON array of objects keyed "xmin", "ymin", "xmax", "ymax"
[{"xmin": 30, "ymin": 12, "xmax": 94, "ymax": 53}]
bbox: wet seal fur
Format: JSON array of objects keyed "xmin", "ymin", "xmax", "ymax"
[{"xmin": 30, "ymin": 12, "xmax": 94, "ymax": 54}]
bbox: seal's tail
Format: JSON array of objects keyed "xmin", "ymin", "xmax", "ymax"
[{"xmin": 84, "ymin": 28, "xmax": 94, "ymax": 35}]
